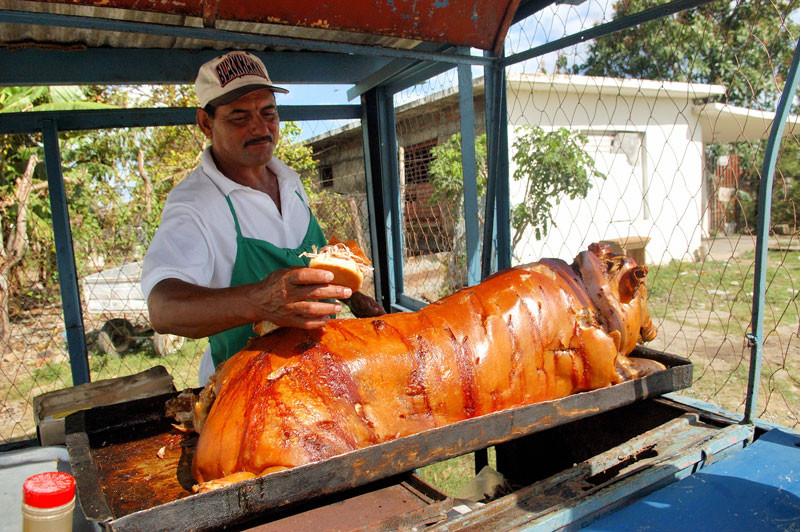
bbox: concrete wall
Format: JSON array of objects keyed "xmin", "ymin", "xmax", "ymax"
[
  {"xmin": 507, "ymin": 78, "xmax": 707, "ymax": 265},
  {"xmin": 308, "ymin": 92, "xmax": 486, "ymax": 195},
  {"xmin": 309, "ymin": 76, "xmax": 711, "ymax": 266}
]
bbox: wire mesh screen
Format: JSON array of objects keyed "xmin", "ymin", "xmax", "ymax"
[
  {"xmin": 1, "ymin": 1, "xmax": 799, "ymax": 446},
  {"xmin": 503, "ymin": 0, "xmax": 800, "ymax": 429},
  {"xmin": 0, "ymin": 117, "xmax": 211, "ymax": 443},
  {"xmin": 392, "ymin": 70, "xmax": 484, "ymax": 303}
]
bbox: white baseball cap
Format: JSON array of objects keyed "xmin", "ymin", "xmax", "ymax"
[{"xmin": 195, "ymin": 51, "xmax": 289, "ymax": 108}]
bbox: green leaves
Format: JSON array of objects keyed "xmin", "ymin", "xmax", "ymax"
[
  {"xmin": 428, "ymin": 133, "xmax": 488, "ymax": 206},
  {"xmin": 511, "ymin": 126, "xmax": 605, "ymax": 242},
  {"xmin": 579, "ymin": 0, "xmax": 799, "ymax": 111},
  {"xmin": 0, "ymin": 86, "xmax": 114, "ymax": 113},
  {"xmin": 278, "ymin": 121, "xmax": 317, "ymax": 184},
  {"xmin": 426, "ymin": 128, "xmax": 603, "ymax": 245}
]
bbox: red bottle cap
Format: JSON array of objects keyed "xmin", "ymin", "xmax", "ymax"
[{"xmin": 23, "ymin": 472, "xmax": 75, "ymax": 508}]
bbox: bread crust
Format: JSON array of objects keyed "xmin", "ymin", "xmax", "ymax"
[{"xmin": 308, "ymin": 256, "xmax": 363, "ymax": 291}]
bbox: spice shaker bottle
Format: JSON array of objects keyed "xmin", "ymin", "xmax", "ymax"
[{"xmin": 22, "ymin": 471, "xmax": 76, "ymax": 532}]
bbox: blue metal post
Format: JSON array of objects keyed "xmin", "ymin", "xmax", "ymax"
[
  {"xmin": 482, "ymin": 51, "xmax": 511, "ymax": 275},
  {"xmin": 457, "ymin": 53, "xmax": 481, "ymax": 287},
  {"xmin": 362, "ymin": 88, "xmax": 401, "ymax": 313},
  {"xmin": 481, "ymin": 54, "xmax": 499, "ymax": 279},
  {"xmin": 41, "ymin": 120, "xmax": 90, "ymax": 385},
  {"xmin": 475, "ymin": 50, "xmax": 509, "ymax": 473},
  {"xmin": 495, "ymin": 87, "xmax": 511, "ymax": 271},
  {"xmin": 743, "ymin": 37, "xmax": 800, "ymax": 424}
]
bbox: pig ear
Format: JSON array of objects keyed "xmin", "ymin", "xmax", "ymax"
[{"xmin": 618, "ymin": 266, "xmax": 647, "ymax": 304}]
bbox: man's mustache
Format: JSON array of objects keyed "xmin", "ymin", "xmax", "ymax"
[{"xmin": 245, "ymin": 135, "xmax": 273, "ymax": 146}]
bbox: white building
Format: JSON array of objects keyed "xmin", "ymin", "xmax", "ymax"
[{"xmin": 308, "ymin": 73, "xmax": 799, "ymax": 266}]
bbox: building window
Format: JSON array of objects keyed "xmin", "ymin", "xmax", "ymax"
[
  {"xmin": 403, "ymin": 140, "xmax": 437, "ymax": 185},
  {"xmin": 319, "ymin": 165, "xmax": 333, "ymax": 189}
]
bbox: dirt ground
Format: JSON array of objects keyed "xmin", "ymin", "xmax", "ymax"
[{"xmin": 648, "ymin": 315, "xmax": 799, "ymax": 426}]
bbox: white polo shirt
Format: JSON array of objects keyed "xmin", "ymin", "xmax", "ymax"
[
  {"xmin": 142, "ymin": 149, "xmax": 315, "ymax": 384},
  {"xmin": 141, "ymin": 148, "xmax": 314, "ymax": 301}
]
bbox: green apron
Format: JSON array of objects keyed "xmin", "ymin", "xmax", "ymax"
[{"xmin": 209, "ymin": 191, "xmax": 326, "ymax": 368}]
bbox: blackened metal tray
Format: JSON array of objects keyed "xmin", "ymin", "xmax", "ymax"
[{"xmin": 65, "ymin": 346, "xmax": 691, "ymax": 531}]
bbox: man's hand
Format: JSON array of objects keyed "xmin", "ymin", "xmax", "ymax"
[
  {"xmin": 149, "ymin": 268, "xmax": 354, "ymax": 338},
  {"xmin": 344, "ymin": 291, "xmax": 386, "ymax": 318},
  {"xmin": 255, "ymin": 267, "xmax": 353, "ymax": 329}
]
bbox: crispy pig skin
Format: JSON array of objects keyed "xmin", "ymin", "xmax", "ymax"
[{"xmin": 191, "ymin": 244, "xmax": 659, "ymax": 484}]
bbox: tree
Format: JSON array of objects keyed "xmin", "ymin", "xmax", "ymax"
[
  {"xmin": 278, "ymin": 121, "xmax": 318, "ymax": 187},
  {"xmin": 578, "ymin": 0, "xmax": 799, "ymax": 110},
  {"xmin": 0, "ymin": 154, "xmax": 36, "ymax": 340},
  {"xmin": 428, "ymin": 128, "xmax": 604, "ymax": 262},
  {"xmin": 426, "ymin": 133, "xmax": 488, "ymax": 291},
  {"xmin": 429, "ymin": 133, "xmax": 488, "ymax": 210},
  {"xmin": 511, "ymin": 127, "xmax": 605, "ymax": 247},
  {"xmin": 0, "ymin": 86, "xmax": 116, "ymax": 341}
]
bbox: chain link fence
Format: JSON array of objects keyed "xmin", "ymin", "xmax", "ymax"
[
  {"xmin": 1, "ymin": 1, "xmax": 798, "ymax": 445},
  {"xmin": 501, "ymin": 0, "xmax": 799, "ymax": 429}
]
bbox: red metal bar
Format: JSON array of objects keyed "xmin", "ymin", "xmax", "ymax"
[{"xmin": 29, "ymin": 0, "xmax": 521, "ymax": 51}]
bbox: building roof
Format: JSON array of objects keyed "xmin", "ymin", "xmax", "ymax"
[
  {"xmin": 695, "ymin": 102, "xmax": 800, "ymax": 143},
  {"xmin": 307, "ymin": 73, "xmax": 799, "ymax": 146}
]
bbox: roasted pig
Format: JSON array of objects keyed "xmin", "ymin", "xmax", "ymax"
[{"xmin": 183, "ymin": 243, "xmax": 660, "ymax": 488}]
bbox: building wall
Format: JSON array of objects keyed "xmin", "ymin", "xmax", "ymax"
[
  {"xmin": 310, "ymin": 78, "xmax": 706, "ymax": 266},
  {"xmin": 507, "ymin": 85, "xmax": 705, "ymax": 265},
  {"xmin": 310, "ymin": 95, "xmax": 487, "ymax": 195}
]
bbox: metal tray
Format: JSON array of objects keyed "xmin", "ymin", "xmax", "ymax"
[{"xmin": 66, "ymin": 346, "xmax": 691, "ymax": 531}]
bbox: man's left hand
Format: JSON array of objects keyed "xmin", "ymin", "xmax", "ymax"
[{"xmin": 345, "ymin": 292, "xmax": 386, "ymax": 318}]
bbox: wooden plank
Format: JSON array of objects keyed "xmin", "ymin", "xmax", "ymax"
[
  {"xmin": 35, "ymin": 366, "xmax": 175, "ymax": 420},
  {"xmin": 35, "ymin": 366, "xmax": 175, "ymax": 445}
]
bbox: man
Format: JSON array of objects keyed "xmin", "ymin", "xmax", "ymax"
[{"xmin": 142, "ymin": 51, "xmax": 384, "ymax": 384}]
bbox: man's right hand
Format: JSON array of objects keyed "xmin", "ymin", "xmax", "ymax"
[
  {"xmin": 148, "ymin": 268, "xmax": 353, "ymax": 339},
  {"xmin": 254, "ymin": 267, "xmax": 352, "ymax": 329}
]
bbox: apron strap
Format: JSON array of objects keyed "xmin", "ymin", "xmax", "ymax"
[{"xmin": 224, "ymin": 195, "xmax": 244, "ymax": 239}]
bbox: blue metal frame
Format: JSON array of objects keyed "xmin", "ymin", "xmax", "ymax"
[
  {"xmin": 362, "ymin": 88, "xmax": 398, "ymax": 314},
  {"xmin": 457, "ymin": 56, "xmax": 481, "ymax": 287},
  {"xmin": 347, "ymin": 43, "xmax": 457, "ymax": 101},
  {"xmin": 41, "ymin": 120, "xmax": 90, "ymax": 385},
  {"xmin": 743, "ymin": 37, "xmax": 800, "ymax": 424},
  {"xmin": 5, "ymin": 0, "xmax": 794, "ymax": 422},
  {"xmin": 502, "ymin": 0, "xmax": 717, "ymax": 68},
  {"xmin": 0, "ymin": 106, "xmax": 361, "ymax": 135},
  {"xmin": 482, "ymin": 51, "xmax": 511, "ymax": 275},
  {"xmin": 0, "ymin": 48, "xmax": 390, "ymax": 87}
]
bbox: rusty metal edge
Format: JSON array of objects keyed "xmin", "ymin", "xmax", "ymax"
[
  {"xmin": 350, "ymin": 480, "xmax": 452, "ymax": 532},
  {"xmin": 64, "ymin": 412, "xmax": 115, "ymax": 527},
  {"xmin": 78, "ymin": 349, "xmax": 692, "ymax": 532},
  {"xmin": 431, "ymin": 421, "xmax": 753, "ymax": 531}
]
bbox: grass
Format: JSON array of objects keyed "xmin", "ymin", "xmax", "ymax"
[
  {"xmin": 20, "ymin": 337, "xmax": 206, "ymax": 393},
  {"xmin": 416, "ymin": 448, "xmax": 497, "ymax": 496},
  {"xmin": 647, "ymin": 249, "xmax": 800, "ymax": 335},
  {"xmin": 0, "ymin": 337, "xmax": 206, "ymax": 442},
  {"xmin": 645, "ymin": 249, "xmax": 800, "ymax": 428}
]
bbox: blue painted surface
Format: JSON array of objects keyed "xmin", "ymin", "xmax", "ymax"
[{"xmin": 583, "ymin": 429, "xmax": 800, "ymax": 531}]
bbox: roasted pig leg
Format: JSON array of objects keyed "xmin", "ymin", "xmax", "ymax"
[{"xmin": 189, "ymin": 243, "xmax": 659, "ymax": 486}]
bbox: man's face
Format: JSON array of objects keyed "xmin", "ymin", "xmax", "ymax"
[{"xmin": 197, "ymin": 89, "xmax": 280, "ymax": 171}]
